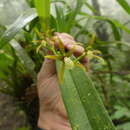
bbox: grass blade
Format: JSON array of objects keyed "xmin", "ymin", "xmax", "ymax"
[
  {"xmin": 71, "ymin": 67, "xmax": 115, "ymax": 130},
  {"xmin": 55, "ymin": 5, "xmax": 65, "ymax": 32},
  {"xmin": 0, "ymin": 8, "xmax": 37, "ymax": 49},
  {"xmin": 34, "ymin": 0, "xmax": 50, "ymax": 31},
  {"xmin": 85, "ymin": 2, "xmax": 97, "ymax": 14},
  {"xmin": 56, "ymin": 61, "xmax": 92, "ymax": 130},
  {"xmin": 80, "ymin": 12, "xmax": 130, "ymax": 33},
  {"xmin": 80, "ymin": 12, "xmax": 130, "ymax": 40},
  {"xmin": 65, "ymin": 0, "xmax": 85, "ymax": 33},
  {"xmin": 110, "ymin": 21, "xmax": 121, "ymax": 40},
  {"xmin": 51, "ymin": 0, "xmax": 71, "ymax": 10},
  {"xmin": 117, "ymin": 0, "xmax": 130, "ymax": 15},
  {"xmin": 56, "ymin": 61, "xmax": 115, "ymax": 130},
  {"xmin": 10, "ymin": 40, "xmax": 36, "ymax": 80}
]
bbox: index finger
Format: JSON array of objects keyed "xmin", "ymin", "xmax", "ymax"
[{"xmin": 54, "ymin": 33, "xmax": 88, "ymax": 66}]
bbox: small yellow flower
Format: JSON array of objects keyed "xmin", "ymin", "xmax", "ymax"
[
  {"xmin": 87, "ymin": 50, "xmax": 105, "ymax": 65},
  {"xmin": 64, "ymin": 57, "xmax": 74, "ymax": 69},
  {"xmin": 87, "ymin": 50, "xmax": 94, "ymax": 59}
]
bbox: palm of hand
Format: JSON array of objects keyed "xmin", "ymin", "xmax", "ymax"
[{"xmin": 37, "ymin": 33, "xmax": 88, "ymax": 130}]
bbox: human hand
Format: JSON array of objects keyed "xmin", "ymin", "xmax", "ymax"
[{"xmin": 37, "ymin": 33, "xmax": 88, "ymax": 130}]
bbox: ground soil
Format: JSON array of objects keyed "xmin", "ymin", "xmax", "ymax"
[{"xmin": 0, "ymin": 93, "xmax": 29, "ymax": 130}]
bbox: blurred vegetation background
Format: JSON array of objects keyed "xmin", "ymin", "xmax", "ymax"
[{"xmin": 0, "ymin": 0, "xmax": 130, "ymax": 130}]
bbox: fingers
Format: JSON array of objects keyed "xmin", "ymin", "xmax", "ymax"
[
  {"xmin": 38, "ymin": 32, "xmax": 88, "ymax": 83},
  {"xmin": 50, "ymin": 33, "xmax": 75, "ymax": 49},
  {"xmin": 54, "ymin": 33, "xmax": 88, "ymax": 65},
  {"xmin": 37, "ymin": 58, "xmax": 56, "ymax": 86},
  {"xmin": 55, "ymin": 32, "xmax": 76, "ymax": 46},
  {"xmin": 54, "ymin": 32, "xmax": 74, "ymax": 40}
]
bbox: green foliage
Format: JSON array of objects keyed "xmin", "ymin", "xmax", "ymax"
[
  {"xmin": 57, "ymin": 61, "xmax": 92, "ymax": 130},
  {"xmin": 57, "ymin": 61, "xmax": 115, "ymax": 130},
  {"xmin": 111, "ymin": 106, "xmax": 130, "ymax": 120},
  {"xmin": 70, "ymin": 67, "xmax": 115, "ymax": 130},
  {"xmin": 10, "ymin": 40, "xmax": 36, "ymax": 80},
  {"xmin": 34, "ymin": 0, "xmax": 50, "ymax": 31},
  {"xmin": 117, "ymin": 123, "xmax": 130, "ymax": 130},
  {"xmin": 0, "ymin": 8, "xmax": 37, "ymax": 49},
  {"xmin": 0, "ymin": 0, "xmax": 130, "ymax": 129},
  {"xmin": 80, "ymin": 12, "xmax": 130, "ymax": 40},
  {"xmin": 117, "ymin": 0, "xmax": 130, "ymax": 15},
  {"xmin": 16, "ymin": 126, "xmax": 30, "ymax": 130}
]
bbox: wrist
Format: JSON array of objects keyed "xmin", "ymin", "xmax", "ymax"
[{"xmin": 38, "ymin": 111, "xmax": 71, "ymax": 130}]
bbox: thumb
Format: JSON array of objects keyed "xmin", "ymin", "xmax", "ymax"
[{"xmin": 37, "ymin": 58, "xmax": 56, "ymax": 86}]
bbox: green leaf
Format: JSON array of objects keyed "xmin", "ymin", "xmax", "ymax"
[
  {"xmin": 85, "ymin": 2, "xmax": 97, "ymax": 14},
  {"xmin": 111, "ymin": 106, "xmax": 130, "ymax": 120},
  {"xmin": 80, "ymin": 12, "xmax": 130, "ymax": 39},
  {"xmin": 0, "ymin": 8, "xmax": 37, "ymax": 49},
  {"xmin": 10, "ymin": 40, "xmax": 36, "ymax": 80},
  {"xmin": 56, "ymin": 61, "xmax": 115, "ymax": 130},
  {"xmin": 65, "ymin": 0, "xmax": 84, "ymax": 33},
  {"xmin": 55, "ymin": 5, "xmax": 66, "ymax": 32},
  {"xmin": 117, "ymin": 122, "xmax": 130, "ymax": 130},
  {"xmin": 110, "ymin": 21, "xmax": 121, "ymax": 40},
  {"xmin": 56, "ymin": 61, "xmax": 92, "ymax": 130},
  {"xmin": 0, "ymin": 25, "xmax": 6, "ymax": 37},
  {"xmin": 51, "ymin": 0, "xmax": 71, "ymax": 10},
  {"xmin": 16, "ymin": 127, "xmax": 30, "ymax": 130},
  {"xmin": 34, "ymin": 0, "xmax": 50, "ymax": 31},
  {"xmin": 53, "ymin": 0, "xmax": 85, "ymax": 33},
  {"xmin": 80, "ymin": 12, "xmax": 130, "ymax": 33},
  {"xmin": 70, "ymin": 67, "xmax": 115, "ymax": 130},
  {"xmin": 117, "ymin": 0, "xmax": 130, "ymax": 15},
  {"xmin": 0, "ymin": 50, "xmax": 14, "ymax": 80}
]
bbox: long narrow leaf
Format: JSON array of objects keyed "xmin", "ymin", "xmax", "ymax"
[
  {"xmin": 0, "ymin": 8, "xmax": 37, "ymax": 49},
  {"xmin": 55, "ymin": 5, "xmax": 66, "ymax": 32},
  {"xmin": 110, "ymin": 21, "xmax": 121, "ymax": 40},
  {"xmin": 117, "ymin": 0, "xmax": 130, "ymax": 15},
  {"xmin": 71, "ymin": 67, "xmax": 115, "ymax": 130},
  {"xmin": 91, "ymin": 13, "xmax": 130, "ymax": 33},
  {"xmin": 34, "ymin": 0, "xmax": 50, "ymax": 31},
  {"xmin": 65, "ymin": 0, "xmax": 85, "ymax": 33},
  {"xmin": 51, "ymin": 0, "xmax": 71, "ymax": 10},
  {"xmin": 10, "ymin": 40, "xmax": 36, "ymax": 80},
  {"xmin": 85, "ymin": 2, "xmax": 97, "ymax": 14},
  {"xmin": 80, "ymin": 12, "xmax": 130, "ymax": 34},
  {"xmin": 56, "ymin": 61, "xmax": 115, "ymax": 130},
  {"xmin": 56, "ymin": 61, "xmax": 92, "ymax": 130}
]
